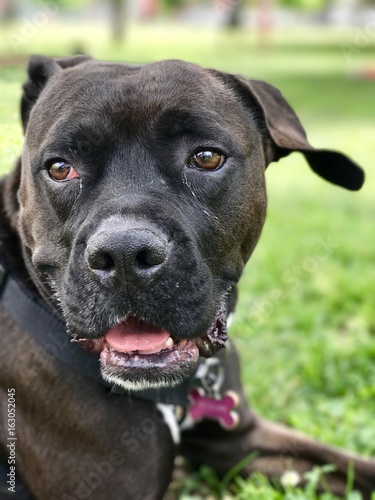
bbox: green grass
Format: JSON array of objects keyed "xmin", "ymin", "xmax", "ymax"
[{"xmin": 0, "ymin": 21, "xmax": 374, "ymax": 499}]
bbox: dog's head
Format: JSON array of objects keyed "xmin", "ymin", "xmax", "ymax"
[{"xmin": 15, "ymin": 55, "xmax": 363, "ymax": 390}]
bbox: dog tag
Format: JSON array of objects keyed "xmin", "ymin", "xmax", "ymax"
[{"xmin": 188, "ymin": 387, "xmax": 240, "ymax": 429}]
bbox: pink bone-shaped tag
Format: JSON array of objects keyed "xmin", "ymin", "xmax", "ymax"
[{"xmin": 188, "ymin": 387, "xmax": 240, "ymax": 429}]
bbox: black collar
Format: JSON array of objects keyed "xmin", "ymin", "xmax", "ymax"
[{"xmin": 0, "ymin": 262, "xmax": 191, "ymax": 406}]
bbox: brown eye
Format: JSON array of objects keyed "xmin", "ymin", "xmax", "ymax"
[
  {"xmin": 191, "ymin": 151, "xmax": 226, "ymax": 170},
  {"xmin": 49, "ymin": 161, "xmax": 79, "ymax": 182}
]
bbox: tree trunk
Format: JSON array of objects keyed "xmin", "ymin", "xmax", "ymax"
[
  {"xmin": 1, "ymin": 0, "xmax": 17, "ymax": 22},
  {"xmin": 111, "ymin": 0, "xmax": 126, "ymax": 41},
  {"xmin": 226, "ymin": 3, "xmax": 243, "ymax": 29}
]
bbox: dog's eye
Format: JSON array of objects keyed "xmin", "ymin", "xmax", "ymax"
[
  {"xmin": 191, "ymin": 151, "xmax": 226, "ymax": 170},
  {"xmin": 48, "ymin": 161, "xmax": 79, "ymax": 182}
]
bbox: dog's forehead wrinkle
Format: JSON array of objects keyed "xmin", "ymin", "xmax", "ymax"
[
  {"xmin": 45, "ymin": 59, "xmax": 245, "ymax": 122},
  {"xmin": 151, "ymin": 109, "xmax": 247, "ymax": 153},
  {"xmin": 28, "ymin": 66, "xmax": 253, "ymax": 161}
]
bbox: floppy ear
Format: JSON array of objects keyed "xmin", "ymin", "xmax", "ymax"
[
  {"xmin": 21, "ymin": 54, "xmax": 93, "ymax": 132},
  {"xmin": 215, "ymin": 72, "xmax": 364, "ymax": 191}
]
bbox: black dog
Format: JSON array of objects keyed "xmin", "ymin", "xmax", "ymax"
[{"xmin": 0, "ymin": 55, "xmax": 374, "ymax": 499}]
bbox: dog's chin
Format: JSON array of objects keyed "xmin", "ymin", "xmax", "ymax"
[{"xmin": 72, "ymin": 306, "xmax": 228, "ymax": 391}]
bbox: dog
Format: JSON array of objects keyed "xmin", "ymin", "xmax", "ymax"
[{"xmin": 0, "ymin": 55, "xmax": 374, "ymax": 500}]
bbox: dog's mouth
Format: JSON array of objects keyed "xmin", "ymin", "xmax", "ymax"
[{"xmin": 72, "ymin": 307, "xmax": 227, "ymax": 390}]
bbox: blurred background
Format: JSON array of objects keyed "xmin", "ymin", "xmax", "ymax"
[{"xmin": 0, "ymin": 1, "xmax": 375, "ymax": 496}]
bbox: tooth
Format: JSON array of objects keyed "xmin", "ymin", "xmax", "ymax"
[{"xmin": 165, "ymin": 337, "xmax": 174, "ymax": 349}]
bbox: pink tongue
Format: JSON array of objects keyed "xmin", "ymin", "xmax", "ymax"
[{"xmin": 105, "ymin": 317, "xmax": 170, "ymax": 353}]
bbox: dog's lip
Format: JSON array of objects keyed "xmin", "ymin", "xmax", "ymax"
[
  {"xmin": 100, "ymin": 336, "xmax": 200, "ymax": 371},
  {"xmin": 72, "ymin": 307, "xmax": 228, "ymax": 361}
]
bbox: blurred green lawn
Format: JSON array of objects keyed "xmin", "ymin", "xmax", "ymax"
[{"xmin": 0, "ymin": 21, "xmax": 374, "ymax": 499}]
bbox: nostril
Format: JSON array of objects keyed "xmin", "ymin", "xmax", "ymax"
[
  {"xmin": 135, "ymin": 248, "xmax": 166, "ymax": 270},
  {"xmin": 88, "ymin": 252, "xmax": 115, "ymax": 271},
  {"xmin": 136, "ymin": 250, "xmax": 154, "ymax": 270}
]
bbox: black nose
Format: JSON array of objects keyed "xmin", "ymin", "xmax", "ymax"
[{"xmin": 86, "ymin": 221, "xmax": 169, "ymax": 288}]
